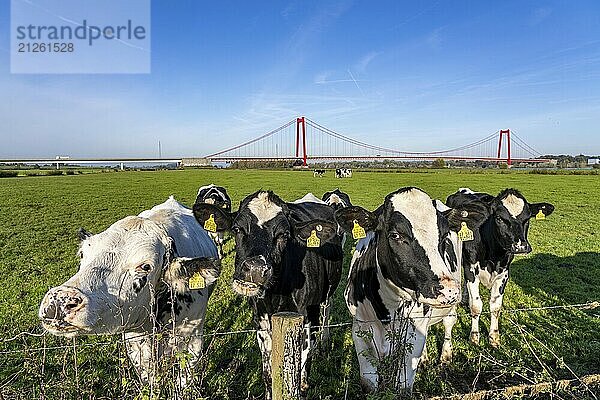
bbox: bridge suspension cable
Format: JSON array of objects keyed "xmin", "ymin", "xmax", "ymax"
[{"xmin": 206, "ymin": 116, "xmax": 547, "ymax": 164}]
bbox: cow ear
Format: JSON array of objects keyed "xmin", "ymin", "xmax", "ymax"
[
  {"xmin": 529, "ymin": 202, "xmax": 554, "ymax": 219},
  {"xmin": 294, "ymin": 220, "xmax": 338, "ymax": 247},
  {"xmin": 335, "ymin": 206, "xmax": 378, "ymax": 233},
  {"xmin": 193, "ymin": 203, "xmax": 234, "ymax": 232},
  {"xmin": 443, "ymin": 201, "xmax": 490, "ymax": 232},
  {"xmin": 77, "ymin": 228, "xmax": 92, "ymax": 242},
  {"xmin": 164, "ymin": 257, "xmax": 220, "ymax": 294}
]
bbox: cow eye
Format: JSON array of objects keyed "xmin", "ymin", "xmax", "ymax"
[
  {"xmin": 136, "ymin": 264, "xmax": 152, "ymax": 273},
  {"xmin": 231, "ymin": 226, "xmax": 242, "ymax": 235},
  {"xmin": 277, "ymin": 232, "xmax": 289, "ymax": 241},
  {"xmin": 389, "ymin": 232, "xmax": 410, "ymax": 244}
]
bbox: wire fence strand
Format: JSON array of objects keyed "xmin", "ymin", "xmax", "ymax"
[{"xmin": 2, "ymin": 300, "xmax": 598, "ymax": 355}]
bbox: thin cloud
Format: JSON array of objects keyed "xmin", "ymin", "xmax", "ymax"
[
  {"xmin": 355, "ymin": 51, "xmax": 381, "ymax": 73},
  {"xmin": 530, "ymin": 7, "xmax": 553, "ymax": 25}
]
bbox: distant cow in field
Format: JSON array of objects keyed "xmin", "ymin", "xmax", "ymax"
[
  {"xmin": 195, "ymin": 184, "xmax": 232, "ymax": 256},
  {"xmin": 193, "ymin": 191, "xmax": 343, "ymax": 398},
  {"xmin": 335, "ymin": 187, "xmax": 488, "ymax": 394},
  {"xmin": 39, "ymin": 197, "xmax": 220, "ymax": 387},
  {"xmin": 335, "ymin": 168, "xmax": 352, "ymax": 178},
  {"xmin": 446, "ymin": 188, "xmax": 554, "ymax": 347},
  {"xmin": 313, "ymin": 169, "xmax": 326, "ymax": 177}
]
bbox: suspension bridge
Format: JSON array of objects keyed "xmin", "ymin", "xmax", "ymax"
[
  {"xmin": 208, "ymin": 117, "xmax": 549, "ymax": 166},
  {"xmin": 0, "ymin": 117, "xmax": 549, "ymax": 168}
]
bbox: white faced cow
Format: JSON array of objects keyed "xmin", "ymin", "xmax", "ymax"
[
  {"xmin": 193, "ymin": 191, "xmax": 343, "ymax": 398},
  {"xmin": 195, "ymin": 184, "xmax": 232, "ymax": 257},
  {"xmin": 335, "ymin": 187, "xmax": 488, "ymax": 394},
  {"xmin": 446, "ymin": 188, "xmax": 554, "ymax": 347},
  {"xmin": 39, "ymin": 196, "xmax": 220, "ymax": 387}
]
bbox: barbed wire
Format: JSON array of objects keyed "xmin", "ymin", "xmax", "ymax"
[{"xmin": 2, "ymin": 300, "xmax": 598, "ymax": 355}]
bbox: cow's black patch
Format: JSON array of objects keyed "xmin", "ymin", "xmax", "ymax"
[
  {"xmin": 155, "ymin": 289, "xmax": 196, "ymax": 324},
  {"xmin": 422, "ymin": 304, "xmax": 430, "ymax": 316},
  {"xmin": 347, "ymin": 236, "xmax": 390, "ymax": 322},
  {"xmin": 132, "ymin": 276, "xmax": 148, "ymax": 293}
]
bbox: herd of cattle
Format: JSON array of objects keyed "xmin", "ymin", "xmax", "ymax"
[
  {"xmin": 313, "ymin": 168, "xmax": 353, "ymax": 178},
  {"xmin": 38, "ymin": 183, "xmax": 554, "ymax": 397}
]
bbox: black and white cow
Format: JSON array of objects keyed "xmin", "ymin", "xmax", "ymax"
[
  {"xmin": 313, "ymin": 169, "xmax": 326, "ymax": 177},
  {"xmin": 334, "ymin": 187, "xmax": 488, "ymax": 393},
  {"xmin": 322, "ymin": 188, "xmax": 353, "ymax": 211},
  {"xmin": 195, "ymin": 184, "xmax": 232, "ymax": 256},
  {"xmin": 335, "ymin": 168, "xmax": 352, "ymax": 178},
  {"xmin": 39, "ymin": 197, "xmax": 220, "ymax": 387},
  {"xmin": 446, "ymin": 188, "xmax": 554, "ymax": 347},
  {"xmin": 193, "ymin": 191, "xmax": 343, "ymax": 397}
]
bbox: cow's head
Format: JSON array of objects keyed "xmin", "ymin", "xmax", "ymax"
[
  {"xmin": 336, "ymin": 187, "xmax": 488, "ymax": 308},
  {"xmin": 193, "ymin": 191, "xmax": 337, "ymax": 297},
  {"xmin": 39, "ymin": 217, "xmax": 220, "ymax": 337},
  {"xmin": 322, "ymin": 189, "xmax": 352, "ymax": 211},
  {"xmin": 489, "ymin": 189, "xmax": 554, "ymax": 254},
  {"xmin": 196, "ymin": 184, "xmax": 232, "ymax": 213}
]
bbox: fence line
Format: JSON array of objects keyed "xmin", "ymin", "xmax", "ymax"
[{"xmin": 2, "ymin": 300, "xmax": 598, "ymax": 355}]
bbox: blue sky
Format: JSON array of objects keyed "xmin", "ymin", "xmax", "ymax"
[{"xmin": 1, "ymin": 1, "xmax": 600, "ymax": 158}]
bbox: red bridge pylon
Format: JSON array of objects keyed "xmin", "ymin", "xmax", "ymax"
[
  {"xmin": 497, "ymin": 129, "xmax": 511, "ymax": 166},
  {"xmin": 295, "ymin": 116, "xmax": 307, "ymax": 166}
]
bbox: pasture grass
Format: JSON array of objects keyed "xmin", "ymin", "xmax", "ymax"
[{"xmin": 0, "ymin": 168, "xmax": 599, "ymax": 399}]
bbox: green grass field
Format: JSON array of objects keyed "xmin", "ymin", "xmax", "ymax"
[{"xmin": 1, "ymin": 169, "xmax": 599, "ymax": 399}]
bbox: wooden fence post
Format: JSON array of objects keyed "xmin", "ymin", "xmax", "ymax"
[{"xmin": 271, "ymin": 312, "xmax": 304, "ymax": 400}]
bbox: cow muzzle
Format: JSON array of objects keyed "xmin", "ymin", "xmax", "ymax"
[
  {"xmin": 420, "ymin": 276, "xmax": 460, "ymax": 309},
  {"xmin": 232, "ymin": 256, "xmax": 272, "ymax": 297},
  {"xmin": 39, "ymin": 286, "xmax": 89, "ymax": 336},
  {"xmin": 511, "ymin": 241, "xmax": 532, "ymax": 254}
]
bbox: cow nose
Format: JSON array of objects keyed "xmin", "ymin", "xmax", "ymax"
[
  {"xmin": 242, "ymin": 256, "xmax": 268, "ymax": 272},
  {"xmin": 40, "ymin": 286, "xmax": 87, "ymax": 321},
  {"xmin": 511, "ymin": 241, "xmax": 532, "ymax": 254},
  {"xmin": 438, "ymin": 276, "xmax": 460, "ymax": 305}
]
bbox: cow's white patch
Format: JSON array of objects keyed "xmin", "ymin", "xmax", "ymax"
[
  {"xmin": 291, "ymin": 192, "xmax": 326, "ymax": 205},
  {"xmin": 390, "ymin": 189, "xmax": 451, "ymax": 279},
  {"xmin": 501, "ymin": 194, "xmax": 525, "ymax": 218},
  {"xmin": 324, "ymin": 192, "xmax": 346, "ymax": 207},
  {"xmin": 248, "ymin": 192, "xmax": 282, "ymax": 227},
  {"xmin": 433, "ymin": 199, "xmax": 451, "ymax": 213},
  {"xmin": 197, "ymin": 184, "xmax": 229, "ymax": 202},
  {"xmin": 459, "ymin": 187, "xmax": 475, "ymax": 194}
]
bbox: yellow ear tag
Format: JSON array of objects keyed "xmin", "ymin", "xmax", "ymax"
[
  {"xmin": 204, "ymin": 214, "xmax": 217, "ymax": 233},
  {"xmin": 188, "ymin": 272, "xmax": 205, "ymax": 290},
  {"xmin": 535, "ymin": 210, "xmax": 545, "ymax": 220},
  {"xmin": 458, "ymin": 222, "xmax": 474, "ymax": 242},
  {"xmin": 306, "ymin": 230, "xmax": 320, "ymax": 248},
  {"xmin": 352, "ymin": 220, "xmax": 366, "ymax": 239}
]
